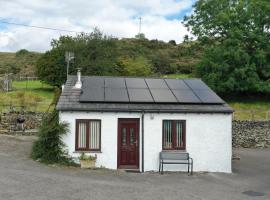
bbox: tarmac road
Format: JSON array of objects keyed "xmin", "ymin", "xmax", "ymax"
[{"xmin": 0, "ymin": 134, "xmax": 269, "ymax": 200}]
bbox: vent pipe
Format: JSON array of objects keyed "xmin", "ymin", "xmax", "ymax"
[{"xmin": 74, "ymin": 68, "xmax": 82, "ymax": 89}]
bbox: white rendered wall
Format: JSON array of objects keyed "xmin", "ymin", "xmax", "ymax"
[
  {"xmin": 59, "ymin": 111, "xmax": 232, "ymax": 173},
  {"xmin": 143, "ymin": 113, "xmax": 232, "ymax": 173}
]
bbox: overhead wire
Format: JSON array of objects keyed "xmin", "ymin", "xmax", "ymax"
[{"xmin": 0, "ymin": 19, "xmax": 86, "ymax": 34}]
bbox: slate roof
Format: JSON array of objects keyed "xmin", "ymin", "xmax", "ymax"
[{"xmin": 56, "ymin": 76, "xmax": 234, "ymax": 113}]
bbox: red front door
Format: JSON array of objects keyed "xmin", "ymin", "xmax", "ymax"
[{"xmin": 118, "ymin": 119, "xmax": 139, "ymax": 169}]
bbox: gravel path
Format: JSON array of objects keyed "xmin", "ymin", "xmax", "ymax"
[{"xmin": 0, "ymin": 134, "xmax": 269, "ymax": 200}]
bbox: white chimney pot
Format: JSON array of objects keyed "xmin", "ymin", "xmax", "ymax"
[{"xmin": 74, "ymin": 69, "xmax": 82, "ymax": 89}]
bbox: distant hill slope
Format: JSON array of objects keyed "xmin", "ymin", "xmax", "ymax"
[
  {"xmin": 117, "ymin": 38, "xmax": 205, "ymax": 74},
  {"xmin": 0, "ymin": 50, "xmax": 42, "ymax": 76},
  {"xmin": 0, "ymin": 39, "xmax": 205, "ymax": 77}
]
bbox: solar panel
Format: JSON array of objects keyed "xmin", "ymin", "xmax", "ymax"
[
  {"xmin": 80, "ymin": 87, "xmax": 104, "ymax": 102},
  {"xmin": 165, "ymin": 79, "xmax": 190, "ymax": 90},
  {"xmin": 105, "ymin": 88, "xmax": 129, "ymax": 102},
  {"xmin": 193, "ymin": 90, "xmax": 224, "ymax": 103},
  {"xmin": 125, "ymin": 78, "xmax": 148, "ymax": 89},
  {"xmin": 105, "ymin": 77, "xmax": 126, "ymax": 88},
  {"xmin": 83, "ymin": 77, "xmax": 104, "ymax": 88},
  {"xmin": 79, "ymin": 76, "xmax": 225, "ymax": 104},
  {"xmin": 150, "ymin": 89, "xmax": 177, "ymax": 102},
  {"xmin": 172, "ymin": 90, "xmax": 201, "ymax": 103},
  {"xmin": 184, "ymin": 79, "xmax": 210, "ymax": 90},
  {"xmin": 145, "ymin": 79, "xmax": 168, "ymax": 89},
  {"xmin": 128, "ymin": 89, "xmax": 154, "ymax": 102}
]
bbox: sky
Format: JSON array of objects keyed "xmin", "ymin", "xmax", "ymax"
[{"xmin": 0, "ymin": 0, "xmax": 195, "ymax": 52}]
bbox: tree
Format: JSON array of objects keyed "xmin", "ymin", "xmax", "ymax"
[
  {"xmin": 168, "ymin": 40, "xmax": 176, "ymax": 46},
  {"xmin": 117, "ymin": 56, "xmax": 153, "ymax": 76},
  {"xmin": 31, "ymin": 110, "xmax": 72, "ymax": 164},
  {"xmin": 37, "ymin": 48, "xmax": 66, "ymax": 87},
  {"xmin": 151, "ymin": 51, "xmax": 176, "ymax": 74},
  {"xmin": 37, "ymin": 28, "xmax": 119, "ymax": 86},
  {"xmin": 15, "ymin": 49, "xmax": 29, "ymax": 57},
  {"xmin": 135, "ymin": 33, "xmax": 146, "ymax": 40},
  {"xmin": 183, "ymin": 0, "xmax": 270, "ymax": 94}
]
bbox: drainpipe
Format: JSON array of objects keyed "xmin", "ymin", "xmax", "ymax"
[{"xmin": 141, "ymin": 111, "xmax": 145, "ymax": 173}]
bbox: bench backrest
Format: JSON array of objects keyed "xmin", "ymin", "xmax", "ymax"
[{"xmin": 160, "ymin": 152, "xmax": 189, "ymax": 160}]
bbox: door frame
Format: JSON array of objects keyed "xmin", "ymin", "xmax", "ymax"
[{"xmin": 117, "ymin": 118, "xmax": 140, "ymax": 169}]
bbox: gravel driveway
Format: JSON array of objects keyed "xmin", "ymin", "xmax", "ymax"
[{"xmin": 0, "ymin": 134, "xmax": 269, "ymax": 200}]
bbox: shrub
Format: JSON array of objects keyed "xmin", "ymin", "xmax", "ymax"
[
  {"xmin": 79, "ymin": 152, "xmax": 97, "ymax": 161},
  {"xmin": 31, "ymin": 110, "xmax": 74, "ymax": 165}
]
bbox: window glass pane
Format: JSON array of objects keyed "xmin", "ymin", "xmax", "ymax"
[
  {"xmin": 175, "ymin": 121, "xmax": 183, "ymax": 148},
  {"xmin": 130, "ymin": 128, "xmax": 134, "ymax": 145},
  {"xmin": 122, "ymin": 128, "xmax": 126, "ymax": 145},
  {"xmin": 89, "ymin": 121, "xmax": 100, "ymax": 149},
  {"xmin": 78, "ymin": 122, "xmax": 87, "ymax": 148},
  {"xmin": 163, "ymin": 120, "xmax": 172, "ymax": 149}
]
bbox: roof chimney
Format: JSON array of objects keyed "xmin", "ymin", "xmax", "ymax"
[{"xmin": 74, "ymin": 68, "xmax": 82, "ymax": 89}]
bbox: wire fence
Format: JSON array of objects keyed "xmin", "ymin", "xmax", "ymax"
[
  {"xmin": 16, "ymin": 76, "xmax": 39, "ymax": 81},
  {"xmin": 233, "ymin": 110, "xmax": 270, "ymax": 121},
  {"xmin": 0, "ymin": 104, "xmax": 51, "ymax": 113}
]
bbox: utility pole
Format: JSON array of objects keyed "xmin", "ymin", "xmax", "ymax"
[{"xmin": 65, "ymin": 52, "xmax": 75, "ymax": 80}]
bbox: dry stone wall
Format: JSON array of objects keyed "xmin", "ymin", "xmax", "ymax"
[
  {"xmin": 1, "ymin": 112, "xmax": 270, "ymax": 148},
  {"xmin": 233, "ymin": 120, "xmax": 270, "ymax": 148},
  {"xmin": 0, "ymin": 112, "xmax": 44, "ymax": 134}
]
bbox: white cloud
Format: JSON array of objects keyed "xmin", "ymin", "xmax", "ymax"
[{"xmin": 0, "ymin": 0, "xmax": 194, "ymax": 52}]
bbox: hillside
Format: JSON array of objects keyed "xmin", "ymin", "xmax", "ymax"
[
  {"xmin": 0, "ymin": 50, "xmax": 42, "ymax": 76},
  {"xmin": 117, "ymin": 38, "xmax": 204, "ymax": 75},
  {"xmin": 0, "ymin": 38, "xmax": 205, "ymax": 78}
]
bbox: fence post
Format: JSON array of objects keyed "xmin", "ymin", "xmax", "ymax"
[{"xmin": 251, "ymin": 110, "xmax": 254, "ymax": 121}]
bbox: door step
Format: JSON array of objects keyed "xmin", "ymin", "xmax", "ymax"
[
  {"xmin": 124, "ymin": 169, "xmax": 141, "ymax": 173},
  {"xmin": 118, "ymin": 169, "xmax": 141, "ymax": 173}
]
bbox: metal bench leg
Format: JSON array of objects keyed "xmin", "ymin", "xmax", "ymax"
[
  {"xmin": 161, "ymin": 161, "xmax": 164, "ymax": 175},
  {"xmin": 188, "ymin": 159, "xmax": 190, "ymax": 174},
  {"xmin": 191, "ymin": 161, "xmax": 193, "ymax": 175},
  {"xmin": 190, "ymin": 158, "xmax": 193, "ymax": 175},
  {"xmin": 159, "ymin": 161, "xmax": 161, "ymax": 173}
]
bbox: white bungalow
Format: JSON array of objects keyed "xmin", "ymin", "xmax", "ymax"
[{"xmin": 56, "ymin": 71, "xmax": 233, "ymax": 173}]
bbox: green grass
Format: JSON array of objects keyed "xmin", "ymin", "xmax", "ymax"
[
  {"xmin": 163, "ymin": 73, "xmax": 194, "ymax": 79},
  {"xmin": 0, "ymin": 80, "xmax": 54, "ymax": 112},
  {"xmin": 13, "ymin": 80, "xmax": 52, "ymax": 90},
  {"xmin": 225, "ymin": 98, "xmax": 270, "ymax": 121}
]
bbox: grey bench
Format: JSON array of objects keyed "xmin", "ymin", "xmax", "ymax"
[{"xmin": 159, "ymin": 152, "xmax": 193, "ymax": 175}]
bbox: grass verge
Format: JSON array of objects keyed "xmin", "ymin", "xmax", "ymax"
[{"xmin": 0, "ymin": 80, "xmax": 54, "ymax": 112}]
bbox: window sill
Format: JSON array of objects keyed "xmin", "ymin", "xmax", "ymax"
[
  {"xmin": 73, "ymin": 151, "xmax": 102, "ymax": 153},
  {"xmin": 162, "ymin": 150, "xmax": 186, "ymax": 153}
]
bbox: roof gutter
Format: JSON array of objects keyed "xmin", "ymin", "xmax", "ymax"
[{"xmin": 57, "ymin": 108, "xmax": 234, "ymax": 114}]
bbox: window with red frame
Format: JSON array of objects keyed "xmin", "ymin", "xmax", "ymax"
[
  {"xmin": 76, "ymin": 119, "xmax": 101, "ymax": 151},
  {"xmin": 162, "ymin": 120, "xmax": 186, "ymax": 150}
]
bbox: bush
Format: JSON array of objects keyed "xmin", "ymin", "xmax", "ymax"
[
  {"xmin": 31, "ymin": 110, "xmax": 74, "ymax": 165},
  {"xmin": 117, "ymin": 56, "xmax": 153, "ymax": 76},
  {"xmin": 16, "ymin": 49, "xmax": 29, "ymax": 57}
]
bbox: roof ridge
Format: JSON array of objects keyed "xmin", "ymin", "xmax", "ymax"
[{"xmin": 67, "ymin": 75, "xmax": 201, "ymax": 80}]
